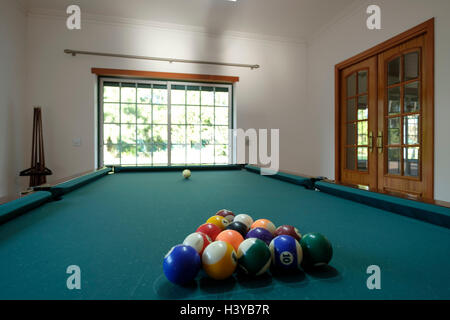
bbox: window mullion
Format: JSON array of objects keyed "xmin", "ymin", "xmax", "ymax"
[
  {"xmin": 199, "ymin": 88, "xmax": 202, "ymax": 165},
  {"xmin": 151, "ymin": 85, "xmax": 154, "ymax": 166},
  {"xmin": 135, "ymin": 83, "xmax": 138, "ymax": 166},
  {"xmin": 119, "ymin": 82, "xmax": 122, "ymax": 166},
  {"xmin": 168, "ymin": 82, "xmax": 172, "ymax": 166},
  {"xmin": 185, "ymin": 89, "xmax": 187, "ymax": 164},
  {"xmin": 213, "ymin": 87, "xmax": 216, "ymax": 165}
]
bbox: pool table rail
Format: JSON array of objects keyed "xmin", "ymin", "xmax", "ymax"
[{"xmin": 315, "ymin": 180, "xmax": 450, "ymax": 229}]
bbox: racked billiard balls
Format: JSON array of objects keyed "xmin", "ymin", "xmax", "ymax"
[
  {"xmin": 206, "ymin": 215, "xmax": 230, "ymax": 230},
  {"xmin": 274, "ymin": 225, "xmax": 302, "ymax": 241},
  {"xmin": 269, "ymin": 235, "xmax": 303, "ymax": 270},
  {"xmin": 246, "ymin": 227, "xmax": 273, "ymax": 246},
  {"xmin": 216, "ymin": 230, "xmax": 244, "ymax": 252},
  {"xmin": 202, "ymin": 241, "xmax": 237, "ymax": 280},
  {"xmin": 215, "ymin": 209, "xmax": 235, "ymax": 222},
  {"xmin": 300, "ymin": 232, "xmax": 333, "ymax": 268},
  {"xmin": 225, "ymin": 221, "xmax": 248, "ymax": 238},
  {"xmin": 196, "ymin": 223, "xmax": 221, "ymax": 241},
  {"xmin": 163, "ymin": 244, "xmax": 201, "ymax": 285},
  {"xmin": 237, "ymin": 238, "xmax": 271, "ymax": 276},
  {"xmin": 251, "ymin": 219, "xmax": 276, "ymax": 235},
  {"xmin": 183, "ymin": 232, "xmax": 212, "ymax": 255}
]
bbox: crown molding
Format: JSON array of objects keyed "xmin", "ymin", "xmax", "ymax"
[
  {"xmin": 27, "ymin": 8, "xmax": 306, "ymax": 46},
  {"xmin": 307, "ymin": 0, "xmax": 373, "ymax": 45}
]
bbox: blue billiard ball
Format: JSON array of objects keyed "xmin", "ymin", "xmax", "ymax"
[
  {"xmin": 269, "ymin": 235, "xmax": 303, "ymax": 270},
  {"xmin": 163, "ymin": 244, "xmax": 201, "ymax": 285}
]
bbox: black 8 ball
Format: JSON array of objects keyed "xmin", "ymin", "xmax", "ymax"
[{"xmin": 225, "ymin": 221, "xmax": 248, "ymax": 238}]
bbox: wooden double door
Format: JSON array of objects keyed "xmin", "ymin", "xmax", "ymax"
[{"xmin": 337, "ymin": 21, "xmax": 434, "ymax": 200}]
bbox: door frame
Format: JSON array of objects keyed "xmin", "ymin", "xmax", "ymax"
[{"xmin": 334, "ymin": 18, "xmax": 434, "ymax": 197}]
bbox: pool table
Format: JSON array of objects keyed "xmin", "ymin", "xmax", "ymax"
[{"xmin": 0, "ymin": 165, "xmax": 449, "ymax": 300}]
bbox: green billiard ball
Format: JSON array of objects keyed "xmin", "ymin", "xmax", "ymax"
[
  {"xmin": 300, "ymin": 232, "xmax": 333, "ymax": 268},
  {"xmin": 237, "ymin": 238, "xmax": 271, "ymax": 276}
]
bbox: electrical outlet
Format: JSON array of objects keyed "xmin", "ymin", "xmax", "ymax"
[{"xmin": 72, "ymin": 138, "xmax": 82, "ymax": 147}]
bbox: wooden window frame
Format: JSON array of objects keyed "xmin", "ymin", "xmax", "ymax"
[
  {"xmin": 344, "ymin": 68, "xmax": 371, "ymax": 173},
  {"xmin": 335, "ymin": 18, "xmax": 434, "ymax": 196},
  {"xmin": 92, "ymin": 68, "xmax": 239, "ymax": 84},
  {"xmin": 383, "ymin": 49, "xmax": 422, "ymax": 179}
]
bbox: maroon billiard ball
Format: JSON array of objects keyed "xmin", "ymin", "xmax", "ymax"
[
  {"xmin": 215, "ymin": 209, "xmax": 235, "ymax": 223},
  {"xmin": 274, "ymin": 225, "xmax": 302, "ymax": 241}
]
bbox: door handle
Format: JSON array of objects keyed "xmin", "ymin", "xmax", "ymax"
[
  {"xmin": 377, "ymin": 131, "xmax": 383, "ymax": 153},
  {"xmin": 369, "ymin": 131, "xmax": 373, "ymax": 152}
]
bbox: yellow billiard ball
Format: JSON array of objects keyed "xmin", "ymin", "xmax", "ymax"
[
  {"xmin": 202, "ymin": 241, "xmax": 237, "ymax": 280},
  {"xmin": 206, "ymin": 215, "xmax": 230, "ymax": 230},
  {"xmin": 182, "ymin": 169, "xmax": 191, "ymax": 179}
]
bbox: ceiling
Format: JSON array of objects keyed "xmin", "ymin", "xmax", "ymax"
[{"xmin": 26, "ymin": 0, "xmax": 358, "ymax": 42}]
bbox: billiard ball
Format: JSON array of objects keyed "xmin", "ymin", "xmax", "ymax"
[
  {"xmin": 216, "ymin": 230, "xmax": 244, "ymax": 251},
  {"xmin": 202, "ymin": 241, "xmax": 237, "ymax": 280},
  {"xmin": 246, "ymin": 227, "xmax": 274, "ymax": 245},
  {"xmin": 182, "ymin": 169, "xmax": 191, "ymax": 179},
  {"xmin": 225, "ymin": 221, "xmax": 248, "ymax": 238},
  {"xmin": 215, "ymin": 209, "xmax": 235, "ymax": 222},
  {"xmin": 163, "ymin": 244, "xmax": 201, "ymax": 285},
  {"xmin": 234, "ymin": 214, "xmax": 254, "ymax": 230},
  {"xmin": 206, "ymin": 215, "xmax": 229, "ymax": 230},
  {"xmin": 196, "ymin": 223, "xmax": 221, "ymax": 241},
  {"xmin": 237, "ymin": 238, "xmax": 271, "ymax": 276},
  {"xmin": 251, "ymin": 219, "xmax": 276, "ymax": 235},
  {"xmin": 183, "ymin": 232, "xmax": 212, "ymax": 255},
  {"xmin": 269, "ymin": 235, "xmax": 303, "ymax": 270},
  {"xmin": 300, "ymin": 232, "xmax": 333, "ymax": 268},
  {"xmin": 274, "ymin": 225, "xmax": 302, "ymax": 241}
]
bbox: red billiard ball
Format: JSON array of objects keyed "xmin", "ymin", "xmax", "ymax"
[
  {"xmin": 196, "ymin": 223, "xmax": 221, "ymax": 241},
  {"xmin": 274, "ymin": 225, "xmax": 302, "ymax": 241}
]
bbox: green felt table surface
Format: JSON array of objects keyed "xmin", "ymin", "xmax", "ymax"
[{"xmin": 0, "ymin": 169, "xmax": 449, "ymax": 300}]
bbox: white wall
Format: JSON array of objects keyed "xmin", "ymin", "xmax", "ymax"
[
  {"xmin": 4, "ymin": 1, "xmax": 449, "ymax": 201},
  {"xmin": 0, "ymin": 0, "xmax": 27, "ymax": 198},
  {"xmin": 24, "ymin": 12, "xmax": 308, "ymax": 185},
  {"xmin": 307, "ymin": 0, "xmax": 450, "ymax": 201}
]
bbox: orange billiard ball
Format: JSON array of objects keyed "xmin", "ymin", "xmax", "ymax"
[
  {"xmin": 216, "ymin": 230, "xmax": 244, "ymax": 252},
  {"xmin": 251, "ymin": 219, "xmax": 276, "ymax": 235}
]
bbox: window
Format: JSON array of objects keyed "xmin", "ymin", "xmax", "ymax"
[
  {"xmin": 386, "ymin": 51, "xmax": 421, "ymax": 177},
  {"xmin": 99, "ymin": 79, "xmax": 233, "ymax": 166},
  {"xmin": 345, "ymin": 69, "xmax": 369, "ymax": 172}
]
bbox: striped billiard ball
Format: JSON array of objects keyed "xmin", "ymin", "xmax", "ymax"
[
  {"xmin": 206, "ymin": 215, "xmax": 230, "ymax": 230},
  {"xmin": 215, "ymin": 209, "xmax": 235, "ymax": 222},
  {"xmin": 274, "ymin": 225, "xmax": 302, "ymax": 241},
  {"xmin": 237, "ymin": 238, "xmax": 271, "ymax": 276},
  {"xmin": 269, "ymin": 235, "xmax": 303, "ymax": 270},
  {"xmin": 202, "ymin": 241, "xmax": 237, "ymax": 280}
]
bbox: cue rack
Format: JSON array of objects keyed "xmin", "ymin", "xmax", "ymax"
[{"xmin": 20, "ymin": 107, "xmax": 52, "ymax": 187}]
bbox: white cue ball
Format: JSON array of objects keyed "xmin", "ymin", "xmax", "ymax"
[{"xmin": 183, "ymin": 169, "xmax": 191, "ymax": 179}]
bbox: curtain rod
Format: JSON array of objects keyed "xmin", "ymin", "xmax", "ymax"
[{"xmin": 64, "ymin": 49, "xmax": 260, "ymax": 70}]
